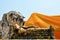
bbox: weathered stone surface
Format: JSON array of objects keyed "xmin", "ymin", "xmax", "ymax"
[{"xmin": 11, "ymin": 26, "xmax": 54, "ymax": 39}]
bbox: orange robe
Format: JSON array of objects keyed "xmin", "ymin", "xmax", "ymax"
[{"xmin": 24, "ymin": 12, "xmax": 60, "ymax": 39}]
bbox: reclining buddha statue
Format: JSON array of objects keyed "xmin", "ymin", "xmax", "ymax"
[{"xmin": 1, "ymin": 11, "xmax": 58, "ymax": 39}]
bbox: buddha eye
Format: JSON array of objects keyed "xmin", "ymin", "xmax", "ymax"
[{"xmin": 9, "ymin": 13, "xmax": 13, "ymax": 18}]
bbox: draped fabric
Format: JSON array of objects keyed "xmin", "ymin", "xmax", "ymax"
[{"xmin": 24, "ymin": 12, "xmax": 60, "ymax": 39}]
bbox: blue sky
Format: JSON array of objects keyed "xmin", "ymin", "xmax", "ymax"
[{"xmin": 0, "ymin": 0, "xmax": 60, "ymax": 20}]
